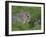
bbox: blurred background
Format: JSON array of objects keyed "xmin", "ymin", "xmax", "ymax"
[{"xmin": 12, "ymin": 6, "xmax": 41, "ymax": 31}]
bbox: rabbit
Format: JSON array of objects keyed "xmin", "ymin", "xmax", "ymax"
[{"xmin": 12, "ymin": 12, "xmax": 31, "ymax": 24}]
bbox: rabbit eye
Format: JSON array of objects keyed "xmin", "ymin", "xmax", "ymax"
[{"xmin": 27, "ymin": 16, "xmax": 29, "ymax": 17}]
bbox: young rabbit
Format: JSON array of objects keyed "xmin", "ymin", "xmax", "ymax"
[{"xmin": 12, "ymin": 12, "xmax": 31, "ymax": 24}]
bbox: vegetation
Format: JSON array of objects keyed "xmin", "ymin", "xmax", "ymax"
[{"xmin": 12, "ymin": 6, "xmax": 41, "ymax": 31}]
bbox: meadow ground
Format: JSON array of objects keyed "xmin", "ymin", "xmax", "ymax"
[{"xmin": 12, "ymin": 6, "xmax": 41, "ymax": 31}]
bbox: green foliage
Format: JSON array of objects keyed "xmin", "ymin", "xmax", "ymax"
[{"xmin": 12, "ymin": 6, "xmax": 41, "ymax": 31}]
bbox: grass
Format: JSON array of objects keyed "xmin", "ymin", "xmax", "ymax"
[{"xmin": 12, "ymin": 6, "xmax": 41, "ymax": 31}]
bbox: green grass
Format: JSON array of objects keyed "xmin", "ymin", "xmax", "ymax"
[{"xmin": 12, "ymin": 6, "xmax": 41, "ymax": 31}]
